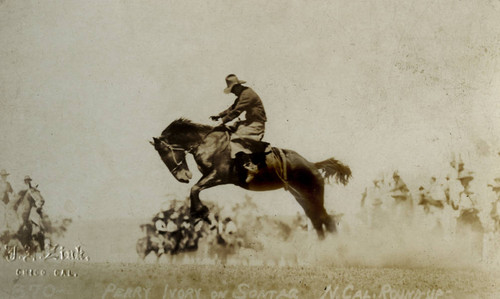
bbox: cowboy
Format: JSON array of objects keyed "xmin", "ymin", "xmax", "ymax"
[
  {"xmin": 390, "ymin": 171, "xmax": 410, "ymax": 202},
  {"xmin": 219, "ymin": 216, "xmax": 238, "ymax": 249},
  {"xmin": 427, "ymin": 176, "xmax": 446, "ymax": 207},
  {"xmin": 389, "ymin": 171, "xmax": 413, "ymax": 222},
  {"xmin": 165, "ymin": 211, "xmax": 183, "ymax": 253},
  {"xmin": 24, "ymin": 175, "xmax": 33, "ymax": 189},
  {"xmin": 153, "ymin": 218, "xmax": 168, "ymax": 255},
  {"xmin": 180, "ymin": 215, "xmax": 197, "ymax": 250},
  {"xmin": 488, "ymin": 177, "xmax": 500, "ymax": 231},
  {"xmin": 360, "ymin": 179, "xmax": 384, "ymax": 228},
  {"xmin": 457, "ymin": 170, "xmax": 476, "ymax": 211},
  {"xmin": 210, "ymin": 74, "xmax": 268, "ymax": 183},
  {"xmin": 153, "ymin": 211, "xmax": 179, "ymax": 255},
  {"xmin": 0, "ymin": 169, "xmax": 13, "ymax": 205},
  {"xmin": 417, "ymin": 186, "xmax": 427, "ymax": 211}
]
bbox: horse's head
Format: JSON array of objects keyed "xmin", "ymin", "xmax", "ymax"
[
  {"xmin": 151, "ymin": 137, "xmax": 192, "ymax": 183},
  {"xmin": 27, "ymin": 187, "xmax": 45, "ymax": 210}
]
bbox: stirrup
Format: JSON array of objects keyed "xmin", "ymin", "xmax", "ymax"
[{"xmin": 244, "ymin": 162, "xmax": 259, "ymax": 184}]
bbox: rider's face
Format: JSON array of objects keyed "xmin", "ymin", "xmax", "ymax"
[{"xmin": 231, "ymin": 84, "xmax": 243, "ymax": 96}]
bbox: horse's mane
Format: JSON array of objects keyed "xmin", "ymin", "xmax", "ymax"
[
  {"xmin": 162, "ymin": 118, "xmax": 213, "ymax": 136},
  {"xmin": 161, "ymin": 118, "xmax": 214, "ymax": 144}
]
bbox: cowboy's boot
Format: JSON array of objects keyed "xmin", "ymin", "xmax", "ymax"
[
  {"xmin": 245, "ymin": 152, "xmax": 269, "ymax": 183},
  {"xmin": 233, "ymin": 152, "xmax": 249, "ymax": 183},
  {"xmin": 244, "ymin": 161, "xmax": 259, "ymax": 183}
]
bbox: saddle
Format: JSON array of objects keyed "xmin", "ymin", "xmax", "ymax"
[
  {"xmin": 212, "ymin": 124, "xmax": 289, "ymax": 185},
  {"xmin": 212, "ymin": 124, "xmax": 270, "ymax": 158},
  {"xmin": 233, "ymin": 138, "xmax": 271, "ymax": 154}
]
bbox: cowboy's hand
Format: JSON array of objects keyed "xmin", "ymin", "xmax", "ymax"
[{"xmin": 209, "ymin": 115, "xmax": 220, "ymax": 121}]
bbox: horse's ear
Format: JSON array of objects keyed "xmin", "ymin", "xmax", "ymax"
[
  {"xmin": 35, "ymin": 184, "xmax": 39, "ymax": 188},
  {"xmin": 149, "ymin": 140, "xmax": 155, "ymax": 146},
  {"xmin": 151, "ymin": 137, "xmax": 161, "ymax": 146}
]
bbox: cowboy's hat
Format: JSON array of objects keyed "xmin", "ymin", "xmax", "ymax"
[
  {"xmin": 165, "ymin": 221, "xmax": 178, "ymax": 233},
  {"xmin": 24, "ymin": 175, "xmax": 32, "ymax": 181},
  {"xmin": 0, "ymin": 169, "xmax": 9, "ymax": 176},
  {"xmin": 458, "ymin": 171, "xmax": 474, "ymax": 181},
  {"xmin": 224, "ymin": 74, "xmax": 246, "ymax": 94},
  {"xmin": 155, "ymin": 219, "xmax": 168, "ymax": 232},
  {"xmin": 488, "ymin": 177, "xmax": 500, "ymax": 191},
  {"xmin": 391, "ymin": 190, "xmax": 406, "ymax": 199}
]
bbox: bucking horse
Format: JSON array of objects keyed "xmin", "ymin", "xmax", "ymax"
[{"xmin": 151, "ymin": 118, "xmax": 351, "ymax": 239}]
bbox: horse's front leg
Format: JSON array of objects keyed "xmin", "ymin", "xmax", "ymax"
[{"xmin": 190, "ymin": 171, "xmax": 223, "ymax": 220}]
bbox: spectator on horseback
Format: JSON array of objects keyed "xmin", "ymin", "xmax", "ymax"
[
  {"xmin": 0, "ymin": 169, "xmax": 13, "ymax": 205},
  {"xmin": 210, "ymin": 74, "xmax": 268, "ymax": 183}
]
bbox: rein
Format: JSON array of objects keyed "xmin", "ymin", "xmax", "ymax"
[{"xmin": 159, "ymin": 140, "xmax": 196, "ymax": 173}]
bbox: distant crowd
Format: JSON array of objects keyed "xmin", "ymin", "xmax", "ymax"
[
  {"xmin": 137, "ymin": 200, "xmax": 242, "ymax": 262},
  {"xmin": 136, "ymin": 195, "xmax": 313, "ymax": 263},
  {"xmin": 0, "ymin": 169, "xmax": 71, "ymax": 254},
  {"xmin": 359, "ymin": 156, "xmax": 500, "ymax": 260}
]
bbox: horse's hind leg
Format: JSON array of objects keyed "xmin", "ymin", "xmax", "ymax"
[
  {"xmin": 288, "ymin": 187, "xmax": 326, "ymax": 239},
  {"xmin": 307, "ymin": 179, "xmax": 339, "ymax": 235},
  {"xmin": 324, "ymin": 214, "xmax": 337, "ymax": 233},
  {"xmin": 288, "ymin": 168, "xmax": 338, "ymax": 238}
]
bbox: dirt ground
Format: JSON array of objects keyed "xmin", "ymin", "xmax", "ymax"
[{"xmin": 0, "ymin": 261, "xmax": 499, "ymax": 299}]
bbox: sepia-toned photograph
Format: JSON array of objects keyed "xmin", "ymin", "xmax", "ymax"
[{"xmin": 1, "ymin": 1, "xmax": 499, "ymax": 298}]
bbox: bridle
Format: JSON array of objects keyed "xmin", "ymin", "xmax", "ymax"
[{"xmin": 159, "ymin": 140, "xmax": 193, "ymax": 173}]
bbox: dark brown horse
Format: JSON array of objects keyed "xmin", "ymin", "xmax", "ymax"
[{"xmin": 151, "ymin": 118, "xmax": 351, "ymax": 239}]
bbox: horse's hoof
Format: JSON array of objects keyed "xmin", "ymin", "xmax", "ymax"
[
  {"xmin": 194, "ymin": 216, "xmax": 212, "ymax": 226},
  {"xmin": 201, "ymin": 213, "xmax": 212, "ymax": 225}
]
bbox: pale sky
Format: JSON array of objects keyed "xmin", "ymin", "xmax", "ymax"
[{"xmin": 1, "ymin": 0, "xmax": 499, "ymax": 221}]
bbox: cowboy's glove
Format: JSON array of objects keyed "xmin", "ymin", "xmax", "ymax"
[{"xmin": 209, "ymin": 115, "xmax": 220, "ymax": 121}]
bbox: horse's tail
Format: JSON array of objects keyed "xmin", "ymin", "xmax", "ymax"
[{"xmin": 314, "ymin": 158, "xmax": 351, "ymax": 185}]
